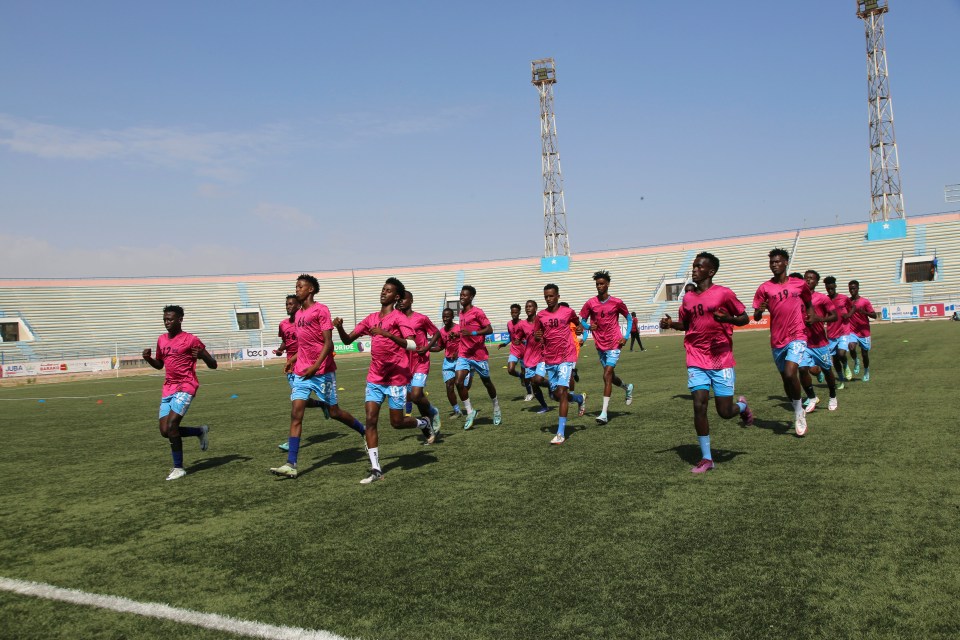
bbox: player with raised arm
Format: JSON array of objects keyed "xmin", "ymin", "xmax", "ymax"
[
  {"xmin": 397, "ymin": 290, "xmax": 442, "ymax": 444},
  {"xmin": 799, "ymin": 270, "xmax": 839, "ymax": 412},
  {"xmin": 453, "ymin": 285, "xmax": 501, "ymax": 430},
  {"xmin": 843, "ymin": 280, "xmax": 878, "ymax": 382},
  {"xmin": 753, "ymin": 249, "xmax": 813, "ymax": 436},
  {"xmin": 499, "ymin": 303, "xmax": 534, "ymax": 400},
  {"xmin": 142, "ymin": 305, "xmax": 217, "ymax": 481},
  {"xmin": 269, "ymin": 275, "xmax": 367, "ymax": 479},
  {"xmin": 580, "ymin": 270, "xmax": 635, "ymax": 425},
  {"xmin": 275, "ymin": 294, "xmax": 328, "ymax": 452},
  {"xmin": 513, "ymin": 299, "xmax": 549, "ymax": 413},
  {"xmin": 660, "ymin": 252, "xmax": 752, "ymax": 473},
  {"xmin": 536, "ymin": 284, "xmax": 587, "ymax": 445},
  {"xmin": 334, "ymin": 278, "xmax": 432, "ymax": 484},
  {"xmin": 822, "ymin": 276, "xmax": 853, "ymax": 387}
]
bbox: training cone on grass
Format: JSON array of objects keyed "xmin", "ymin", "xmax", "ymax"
[{"xmin": 230, "ymin": 394, "xmax": 239, "ymax": 399}]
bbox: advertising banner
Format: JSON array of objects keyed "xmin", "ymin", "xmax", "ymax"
[
  {"xmin": 734, "ymin": 315, "xmax": 770, "ymax": 331},
  {"xmin": 635, "ymin": 323, "xmax": 661, "ymax": 336},
  {"xmin": 881, "ymin": 305, "xmax": 918, "ymax": 321},
  {"xmin": 235, "ymin": 340, "xmax": 371, "ymax": 361},
  {"xmin": 1, "ymin": 357, "xmax": 113, "ymax": 378},
  {"xmin": 333, "ymin": 340, "xmax": 371, "ymax": 354},
  {"xmin": 918, "ymin": 303, "xmax": 945, "ymax": 318},
  {"xmin": 239, "ymin": 348, "xmax": 281, "ymax": 361}
]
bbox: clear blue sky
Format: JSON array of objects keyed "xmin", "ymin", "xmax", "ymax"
[{"xmin": 1, "ymin": 0, "xmax": 958, "ymax": 277}]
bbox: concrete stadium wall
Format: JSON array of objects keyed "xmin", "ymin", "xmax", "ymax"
[{"xmin": 1, "ymin": 212, "xmax": 957, "ymax": 365}]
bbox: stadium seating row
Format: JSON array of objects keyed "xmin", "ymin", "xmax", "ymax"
[{"xmin": 1, "ymin": 212, "xmax": 957, "ymax": 364}]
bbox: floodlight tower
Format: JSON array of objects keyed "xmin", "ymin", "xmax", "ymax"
[
  {"xmin": 532, "ymin": 58, "xmax": 571, "ymax": 272},
  {"xmin": 856, "ymin": 1, "xmax": 906, "ymax": 239}
]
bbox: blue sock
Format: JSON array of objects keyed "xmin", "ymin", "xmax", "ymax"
[
  {"xmin": 570, "ymin": 393, "xmax": 583, "ymax": 404},
  {"xmin": 350, "ymin": 419, "xmax": 365, "ymax": 436},
  {"xmin": 179, "ymin": 426, "xmax": 201, "ymax": 437},
  {"xmin": 557, "ymin": 417, "xmax": 567, "ymax": 437},
  {"xmin": 736, "ymin": 401, "xmax": 746, "ymax": 414},
  {"xmin": 698, "ymin": 435, "xmax": 712, "ymax": 461},
  {"xmin": 287, "ymin": 436, "xmax": 301, "ymax": 465},
  {"xmin": 171, "ymin": 449, "xmax": 184, "ymax": 468}
]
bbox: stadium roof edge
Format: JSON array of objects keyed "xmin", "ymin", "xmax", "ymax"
[{"xmin": 2, "ymin": 211, "xmax": 957, "ymax": 289}]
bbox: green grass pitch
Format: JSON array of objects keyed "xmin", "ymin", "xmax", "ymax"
[{"xmin": 1, "ymin": 321, "xmax": 958, "ymax": 639}]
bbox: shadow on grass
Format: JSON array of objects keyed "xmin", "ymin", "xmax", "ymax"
[
  {"xmin": 188, "ymin": 454, "xmax": 253, "ymax": 474},
  {"xmin": 383, "ymin": 449, "xmax": 438, "ymax": 473},
  {"xmin": 766, "ymin": 395, "xmax": 795, "ymax": 411},
  {"xmin": 671, "ymin": 394, "xmax": 693, "ymax": 401},
  {"xmin": 752, "ymin": 417, "xmax": 792, "ymax": 435},
  {"xmin": 302, "ymin": 431, "xmax": 348, "ymax": 447},
  {"xmin": 656, "ymin": 444, "xmax": 746, "ymax": 465},
  {"xmin": 538, "ymin": 422, "xmax": 588, "ymax": 439},
  {"xmin": 596, "ymin": 410, "xmax": 628, "ymax": 420},
  {"xmin": 289, "ymin": 443, "xmax": 368, "ymax": 478},
  {"xmin": 524, "ymin": 405, "xmax": 552, "ymax": 414}
]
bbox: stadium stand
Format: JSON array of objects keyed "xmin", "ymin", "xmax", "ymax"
[{"xmin": 1, "ymin": 212, "xmax": 957, "ymax": 368}]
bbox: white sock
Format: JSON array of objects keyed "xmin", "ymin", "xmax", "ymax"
[
  {"xmin": 602, "ymin": 396, "xmax": 611, "ymax": 413},
  {"xmin": 792, "ymin": 399, "xmax": 803, "ymax": 415},
  {"xmin": 368, "ymin": 446, "xmax": 380, "ymax": 471},
  {"xmin": 463, "ymin": 399, "xmax": 473, "ymax": 414},
  {"xmin": 492, "ymin": 397, "xmax": 500, "ymax": 409}
]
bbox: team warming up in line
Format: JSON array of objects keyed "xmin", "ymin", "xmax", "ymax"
[{"xmin": 144, "ymin": 248, "xmax": 877, "ymax": 482}]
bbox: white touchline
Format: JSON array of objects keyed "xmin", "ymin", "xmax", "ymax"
[{"xmin": 0, "ymin": 577, "xmax": 356, "ymax": 640}]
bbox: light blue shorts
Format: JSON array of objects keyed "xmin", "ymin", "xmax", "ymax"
[
  {"xmin": 524, "ymin": 361, "xmax": 546, "ymax": 380},
  {"xmin": 687, "ymin": 367, "xmax": 735, "ymax": 397},
  {"xmin": 801, "ymin": 345, "xmax": 832, "ymax": 370},
  {"xmin": 772, "ymin": 340, "xmax": 807, "ymax": 373},
  {"xmin": 409, "ymin": 372, "xmax": 428, "ymax": 388},
  {"xmin": 455, "ymin": 357, "xmax": 490, "ymax": 379},
  {"xmin": 847, "ymin": 334, "xmax": 871, "ymax": 351},
  {"xmin": 159, "ymin": 392, "xmax": 193, "ymax": 418},
  {"xmin": 442, "ymin": 357, "xmax": 457, "ymax": 383},
  {"xmin": 597, "ymin": 348, "xmax": 621, "ymax": 368},
  {"xmin": 290, "ymin": 372, "xmax": 338, "ymax": 405},
  {"xmin": 507, "ymin": 354, "xmax": 521, "ymax": 365},
  {"xmin": 365, "ymin": 382, "xmax": 407, "ymax": 410},
  {"xmin": 827, "ymin": 336, "xmax": 849, "ymax": 356},
  {"xmin": 545, "ymin": 362, "xmax": 575, "ymax": 392},
  {"xmin": 286, "ymin": 372, "xmax": 296, "ymax": 389},
  {"xmin": 443, "ymin": 358, "xmax": 471, "ymax": 385}
]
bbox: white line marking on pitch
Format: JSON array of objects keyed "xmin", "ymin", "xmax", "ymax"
[{"xmin": 0, "ymin": 577, "xmax": 356, "ymax": 640}]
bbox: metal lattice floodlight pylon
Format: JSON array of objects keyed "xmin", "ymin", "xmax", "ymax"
[
  {"xmin": 531, "ymin": 58, "xmax": 570, "ymax": 259},
  {"xmin": 856, "ymin": 0, "xmax": 906, "ymax": 224}
]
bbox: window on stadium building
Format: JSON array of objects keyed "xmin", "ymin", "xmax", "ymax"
[
  {"xmin": 902, "ymin": 257, "xmax": 937, "ymax": 283},
  {"xmin": 235, "ymin": 309, "xmax": 263, "ymax": 331},
  {"xmin": 655, "ymin": 278, "xmax": 688, "ymax": 302},
  {"xmin": 0, "ymin": 321, "xmax": 20, "ymax": 342}
]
